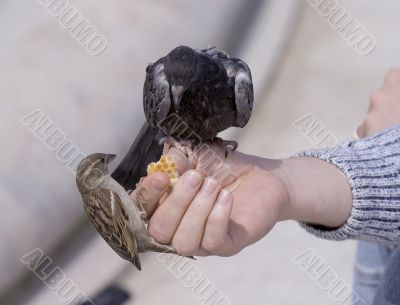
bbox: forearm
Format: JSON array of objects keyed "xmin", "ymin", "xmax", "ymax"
[
  {"xmin": 263, "ymin": 124, "xmax": 400, "ymax": 245},
  {"xmin": 236, "ymin": 124, "xmax": 400, "ymax": 245}
]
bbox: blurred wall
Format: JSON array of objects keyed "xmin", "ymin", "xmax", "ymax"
[{"xmin": 0, "ymin": 0, "xmax": 254, "ymax": 295}]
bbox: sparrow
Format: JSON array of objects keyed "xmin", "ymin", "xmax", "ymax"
[
  {"xmin": 112, "ymin": 45, "xmax": 254, "ymax": 190},
  {"xmin": 76, "ymin": 153, "xmax": 179, "ymax": 270}
]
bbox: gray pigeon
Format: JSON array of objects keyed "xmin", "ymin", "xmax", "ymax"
[
  {"xmin": 112, "ymin": 46, "xmax": 254, "ymax": 190},
  {"xmin": 144, "ymin": 45, "xmax": 254, "ymax": 149}
]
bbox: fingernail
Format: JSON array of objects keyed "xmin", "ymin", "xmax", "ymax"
[
  {"xmin": 201, "ymin": 178, "xmax": 218, "ymax": 195},
  {"xmin": 217, "ymin": 190, "xmax": 232, "ymax": 205},
  {"xmin": 183, "ymin": 170, "xmax": 203, "ymax": 189},
  {"xmin": 152, "ymin": 177, "xmax": 168, "ymax": 192}
]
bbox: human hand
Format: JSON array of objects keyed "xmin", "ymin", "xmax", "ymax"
[
  {"xmin": 131, "ymin": 145, "xmax": 290, "ymax": 257},
  {"xmin": 357, "ymin": 69, "xmax": 400, "ymax": 138}
]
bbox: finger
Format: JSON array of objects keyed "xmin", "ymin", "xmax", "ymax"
[
  {"xmin": 355, "ymin": 125, "xmax": 364, "ymax": 139},
  {"xmin": 165, "ymin": 147, "xmax": 194, "ymax": 174},
  {"xmin": 200, "ymin": 190, "xmax": 234, "ymax": 256},
  {"xmin": 131, "ymin": 172, "xmax": 170, "ymax": 216},
  {"xmin": 148, "ymin": 170, "xmax": 204, "ymax": 244},
  {"xmin": 171, "ymin": 177, "xmax": 220, "ymax": 256}
]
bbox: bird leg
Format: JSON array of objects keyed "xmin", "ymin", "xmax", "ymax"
[
  {"xmin": 161, "ymin": 136, "xmax": 198, "ymax": 165},
  {"xmin": 127, "ymin": 188, "xmax": 147, "ymax": 220},
  {"xmin": 145, "ymin": 238, "xmax": 178, "ymax": 254},
  {"xmin": 134, "ymin": 178, "xmax": 150, "ymax": 221},
  {"xmin": 213, "ymin": 137, "xmax": 238, "ymax": 158},
  {"xmin": 145, "ymin": 238, "xmax": 196, "ymax": 260},
  {"xmin": 160, "ymin": 137, "xmax": 174, "ymax": 154}
]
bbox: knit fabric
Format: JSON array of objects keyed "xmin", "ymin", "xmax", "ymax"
[{"xmin": 295, "ymin": 124, "xmax": 400, "ymax": 246}]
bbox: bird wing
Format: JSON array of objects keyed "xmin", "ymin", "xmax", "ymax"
[
  {"xmin": 196, "ymin": 46, "xmax": 230, "ymax": 60},
  {"xmin": 232, "ymin": 59, "xmax": 254, "ymax": 127},
  {"xmin": 143, "ymin": 62, "xmax": 172, "ymax": 128},
  {"xmin": 198, "ymin": 47, "xmax": 254, "ymax": 128},
  {"xmin": 83, "ymin": 189, "xmax": 141, "ymax": 270}
]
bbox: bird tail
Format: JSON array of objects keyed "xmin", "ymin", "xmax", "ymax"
[
  {"xmin": 147, "ymin": 240, "xmax": 196, "ymax": 260},
  {"xmin": 112, "ymin": 122, "xmax": 163, "ymax": 191},
  {"xmin": 131, "ymin": 255, "xmax": 142, "ymax": 271}
]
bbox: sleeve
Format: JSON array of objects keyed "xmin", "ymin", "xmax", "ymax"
[{"xmin": 294, "ymin": 124, "xmax": 400, "ymax": 246}]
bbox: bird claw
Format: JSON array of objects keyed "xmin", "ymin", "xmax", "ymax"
[
  {"xmin": 134, "ymin": 178, "xmax": 150, "ymax": 221},
  {"xmin": 128, "ymin": 189, "xmax": 147, "ymax": 219},
  {"xmin": 213, "ymin": 138, "xmax": 238, "ymax": 158},
  {"xmin": 146, "ymin": 239, "xmax": 196, "ymax": 260},
  {"xmin": 161, "ymin": 137, "xmax": 198, "ymax": 164},
  {"xmin": 161, "ymin": 137, "xmax": 187, "ymax": 158}
]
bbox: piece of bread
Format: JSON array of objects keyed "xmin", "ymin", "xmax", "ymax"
[{"xmin": 147, "ymin": 156, "xmax": 179, "ymax": 184}]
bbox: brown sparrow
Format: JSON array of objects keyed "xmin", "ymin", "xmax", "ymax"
[{"xmin": 76, "ymin": 153, "xmax": 179, "ymax": 270}]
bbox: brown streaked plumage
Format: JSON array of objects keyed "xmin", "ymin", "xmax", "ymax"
[{"xmin": 76, "ymin": 153, "xmax": 179, "ymax": 270}]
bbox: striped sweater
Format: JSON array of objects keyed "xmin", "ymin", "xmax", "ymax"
[{"xmin": 296, "ymin": 124, "xmax": 400, "ymax": 246}]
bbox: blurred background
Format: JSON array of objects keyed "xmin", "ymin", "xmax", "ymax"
[{"xmin": 2, "ymin": 0, "xmax": 400, "ymax": 304}]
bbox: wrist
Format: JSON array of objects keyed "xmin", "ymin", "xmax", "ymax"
[{"xmin": 267, "ymin": 157, "xmax": 352, "ymax": 228}]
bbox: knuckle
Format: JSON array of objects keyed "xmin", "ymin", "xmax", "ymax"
[
  {"xmin": 148, "ymin": 223, "xmax": 171, "ymax": 244},
  {"xmin": 172, "ymin": 238, "xmax": 197, "ymax": 256},
  {"xmin": 357, "ymin": 123, "xmax": 366, "ymax": 139},
  {"xmin": 385, "ymin": 69, "xmax": 400, "ymax": 83},
  {"xmin": 163, "ymin": 194, "xmax": 190, "ymax": 213},
  {"xmin": 361, "ymin": 114, "xmax": 376, "ymax": 136},
  {"xmin": 201, "ymin": 237, "xmax": 222, "ymax": 253},
  {"xmin": 366, "ymin": 112, "xmax": 376, "ymax": 122},
  {"xmin": 364, "ymin": 113, "xmax": 375, "ymax": 126},
  {"xmin": 370, "ymin": 90, "xmax": 384, "ymax": 105},
  {"xmin": 204, "ymin": 212, "xmax": 222, "ymax": 227},
  {"xmin": 189, "ymin": 197, "xmax": 210, "ymax": 214}
]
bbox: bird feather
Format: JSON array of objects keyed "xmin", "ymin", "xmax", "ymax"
[{"xmin": 83, "ymin": 189, "xmax": 141, "ymax": 269}]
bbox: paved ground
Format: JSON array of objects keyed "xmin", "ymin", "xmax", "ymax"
[{"xmin": 4, "ymin": 1, "xmax": 400, "ymax": 304}]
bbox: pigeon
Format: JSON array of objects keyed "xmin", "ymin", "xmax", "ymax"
[
  {"xmin": 112, "ymin": 122, "xmax": 163, "ymax": 191},
  {"xmin": 144, "ymin": 45, "xmax": 254, "ymax": 150},
  {"xmin": 112, "ymin": 45, "xmax": 254, "ymax": 190}
]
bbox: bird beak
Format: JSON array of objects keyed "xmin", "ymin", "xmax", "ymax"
[
  {"xmin": 106, "ymin": 154, "xmax": 117, "ymax": 163},
  {"xmin": 171, "ymin": 85, "xmax": 185, "ymax": 110}
]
